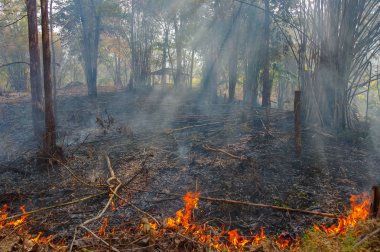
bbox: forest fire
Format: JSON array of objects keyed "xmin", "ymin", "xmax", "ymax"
[
  {"xmin": 0, "ymin": 204, "xmax": 28, "ymax": 229},
  {"xmin": 159, "ymin": 191, "xmax": 371, "ymax": 251},
  {"xmin": 0, "ymin": 204, "xmax": 53, "ymax": 246},
  {"xmin": 314, "ymin": 193, "xmax": 370, "ymax": 235},
  {"xmin": 164, "ymin": 192, "xmax": 267, "ymax": 251},
  {"xmin": 98, "ymin": 216, "xmax": 109, "ymax": 237},
  {"xmin": 0, "ymin": 191, "xmax": 374, "ymax": 251},
  {"xmin": 31, "ymin": 231, "xmax": 53, "ymax": 244}
]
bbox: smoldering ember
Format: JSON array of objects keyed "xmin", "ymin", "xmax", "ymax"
[{"xmin": 0, "ymin": 0, "xmax": 380, "ymax": 251}]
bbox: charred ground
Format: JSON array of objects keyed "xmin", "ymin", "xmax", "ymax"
[{"xmin": 0, "ymin": 88, "xmax": 379, "ymax": 244}]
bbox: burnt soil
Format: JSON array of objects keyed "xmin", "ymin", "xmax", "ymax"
[{"xmin": 0, "ymin": 88, "xmax": 379, "ymax": 243}]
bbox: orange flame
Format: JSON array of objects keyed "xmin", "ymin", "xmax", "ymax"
[
  {"xmin": 314, "ymin": 193, "xmax": 370, "ymax": 235},
  {"xmin": 274, "ymin": 232, "xmax": 295, "ymax": 249},
  {"xmin": 166, "ymin": 192, "xmax": 267, "ymax": 251},
  {"xmin": 98, "ymin": 217, "xmax": 109, "ymax": 237},
  {"xmin": 30, "ymin": 231, "xmax": 53, "ymax": 244},
  {"xmin": 167, "ymin": 192, "xmax": 200, "ymax": 228},
  {"xmin": 0, "ymin": 205, "xmax": 29, "ymax": 229},
  {"xmin": 111, "ymin": 201, "xmax": 117, "ymax": 212}
]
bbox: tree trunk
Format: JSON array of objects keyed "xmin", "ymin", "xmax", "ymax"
[
  {"xmin": 174, "ymin": 13, "xmax": 183, "ymax": 89},
  {"xmin": 114, "ymin": 54, "xmax": 122, "ymax": 87},
  {"xmin": 189, "ymin": 49, "xmax": 195, "ymax": 89},
  {"xmin": 247, "ymin": 59, "xmax": 260, "ymax": 107},
  {"xmin": 50, "ymin": 0, "xmax": 57, "ymax": 116},
  {"xmin": 128, "ymin": 0, "xmax": 135, "ymax": 90},
  {"xmin": 41, "ymin": 0, "xmax": 57, "ymax": 155},
  {"xmin": 228, "ymin": 3, "xmax": 239, "ymax": 103},
  {"xmin": 161, "ymin": 26, "xmax": 169, "ymax": 86},
  {"xmin": 261, "ymin": 0, "xmax": 271, "ymax": 107},
  {"xmin": 26, "ymin": 0, "xmax": 44, "ymax": 139},
  {"xmin": 75, "ymin": 0, "xmax": 101, "ymax": 97}
]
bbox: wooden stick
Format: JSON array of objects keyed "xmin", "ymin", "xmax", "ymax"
[
  {"xmin": 203, "ymin": 144, "xmax": 247, "ymax": 161},
  {"xmin": 0, "ymin": 192, "xmax": 107, "ymax": 222},
  {"xmin": 124, "ymin": 188, "xmax": 338, "ymax": 218},
  {"xmin": 69, "ymin": 155, "xmax": 121, "ymax": 252},
  {"xmin": 198, "ymin": 195, "xmax": 338, "ymax": 218},
  {"xmin": 167, "ymin": 122, "xmax": 224, "ymax": 134}
]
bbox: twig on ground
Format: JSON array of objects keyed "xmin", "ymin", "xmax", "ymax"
[
  {"xmin": 113, "ymin": 191, "xmax": 160, "ymax": 226},
  {"xmin": 69, "ymin": 155, "xmax": 121, "ymax": 252},
  {"xmin": 69, "ymin": 133, "xmax": 90, "ymax": 153},
  {"xmin": 203, "ymin": 144, "xmax": 247, "ymax": 160},
  {"xmin": 124, "ymin": 188, "xmax": 338, "ymax": 218},
  {"xmin": 124, "ymin": 153, "xmax": 153, "ymax": 187},
  {"xmin": 0, "ymin": 192, "xmax": 107, "ymax": 222},
  {"xmin": 166, "ymin": 122, "xmax": 224, "ymax": 134},
  {"xmin": 255, "ymin": 110, "xmax": 274, "ymax": 137},
  {"xmin": 55, "ymin": 159, "xmax": 106, "ymax": 188},
  {"xmin": 172, "ymin": 232, "xmax": 206, "ymax": 247}
]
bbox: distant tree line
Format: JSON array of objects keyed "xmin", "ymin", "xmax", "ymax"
[{"xmin": 0, "ymin": 0, "xmax": 379, "ymax": 154}]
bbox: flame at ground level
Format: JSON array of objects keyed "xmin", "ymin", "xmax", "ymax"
[
  {"xmin": 1, "ymin": 191, "xmax": 371, "ymax": 251},
  {"xmin": 0, "ymin": 204, "xmax": 29, "ymax": 229},
  {"xmin": 314, "ymin": 193, "xmax": 370, "ymax": 235},
  {"xmin": 164, "ymin": 192, "xmax": 268, "ymax": 251}
]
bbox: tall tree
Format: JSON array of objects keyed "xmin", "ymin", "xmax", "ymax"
[
  {"xmin": 173, "ymin": 10, "xmax": 183, "ymax": 88},
  {"xmin": 41, "ymin": 0, "xmax": 57, "ymax": 155},
  {"xmin": 261, "ymin": 0, "xmax": 271, "ymax": 107},
  {"xmin": 26, "ymin": 0, "xmax": 44, "ymax": 138},
  {"xmin": 50, "ymin": 0, "xmax": 58, "ymax": 113},
  {"xmin": 228, "ymin": 2, "xmax": 239, "ymax": 103},
  {"xmin": 74, "ymin": 0, "xmax": 102, "ymax": 97}
]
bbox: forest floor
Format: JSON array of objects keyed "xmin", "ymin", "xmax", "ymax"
[{"xmin": 0, "ymin": 87, "xmax": 379, "ymax": 251}]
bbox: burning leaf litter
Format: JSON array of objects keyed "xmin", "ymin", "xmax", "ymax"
[
  {"xmin": 314, "ymin": 193, "xmax": 371, "ymax": 235},
  {"xmin": 0, "ymin": 191, "xmax": 373, "ymax": 251}
]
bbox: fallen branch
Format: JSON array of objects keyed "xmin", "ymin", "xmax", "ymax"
[
  {"xmin": 199, "ymin": 195, "xmax": 338, "ymax": 218},
  {"xmin": 124, "ymin": 188, "xmax": 338, "ymax": 219},
  {"xmin": 0, "ymin": 192, "xmax": 107, "ymax": 222},
  {"xmin": 113, "ymin": 191, "xmax": 160, "ymax": 226},
  {"xmin": 166, "ymin": 122, "xmax": 224, "ymax": 134},
  {"xmin": 255, "ymin": 110, "xmax": 274, "ymax": 137},
  {"xmin": 124, "ymin": 153, "xmax": 153, "ymax": 187},
  {"xmin": 69, "ymin": 155, "xmax": 122, "ymax": 252},
  {"xmin": 203, "ymin": 144, "xmax": 247, "ymax": 160}
]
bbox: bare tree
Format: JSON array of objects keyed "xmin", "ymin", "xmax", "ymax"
[
  {"xmin": 41, "ymin": 0, "xmax": 57, "ymax": 155},
  {"xmin": 26, "ymin": 0, "xmax": 44, "ymax": 139},
  {"xmin": 74, "ymin": 0, "xmax": 102, "ymax": 97},
  {"xmin": 261, "ymin": 0, "xmax": 271, "ymax": 107}
]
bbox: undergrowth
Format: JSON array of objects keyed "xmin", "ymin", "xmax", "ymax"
[{"xmin": 298, "ymin": 219, "xmax": 380, "ymax": 252}]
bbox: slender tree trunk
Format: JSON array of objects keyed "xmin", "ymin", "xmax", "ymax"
[
  {"xmin": 228, "ymin": 3, "xmax": 239, "ymax": 103},
  {"xmin": 41, "ymin": 0, "xmax": 57, "ymax": 154},
  {"xmin": 174, "ymin": 13, "xmax": 183, "ymax": 89},
  {"xmin": 261, "ymin": 0, "xmax": 271, "ymax": 107},
  {"xmin": 75, "ymin": 0, "xmax": 100, "ymax": 97},
  {"xmin": 50, "ymin": 0, "xmax": 57, "ymax": 116},
  {"xmin": 128, "ymin": 0, "xmax": 135, "ymax": 90},
  {"xmin": 247, "ymin": 59, "xmax": 260, "ymax": 107},
  {"xmin": 92, "ymin": 10, "xmax": 101, "ymax": 94},
  {"xmin": 189, "ymin": 49, "xmax": 195, "ymax": 89},
  {"xmin": 161, "ymin": 26, "xmax": 169, "ymax": 86},
  {"xmin": 26, "ymin": 0, "xmax": 44, "ymax": 139},
  {"xmin": 114, "ymin": 54, "xmax": 122, "ymax": 87}
]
